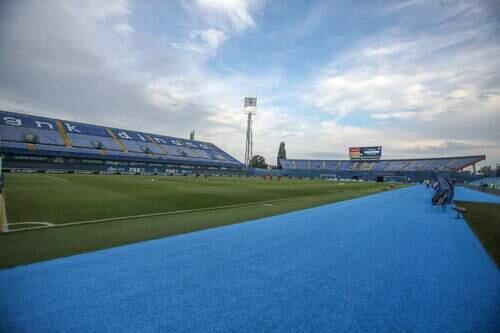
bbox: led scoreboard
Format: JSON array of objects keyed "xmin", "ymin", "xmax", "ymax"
[{"xmin": 349, "ymin": 146, "xmax": 382, "ymax": 160}]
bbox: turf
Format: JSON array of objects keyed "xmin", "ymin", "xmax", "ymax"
[
  {"xmin": 1, "ymin": 174, "xmax": 395, "ymax": 268},
  {"xmin": 455, "ymin": 201, "xmax": 500, "ymax": 266},
  {"xmin": 1, "ymin": 185, "xmax": 498, "ymax": 332},
  {"xmin": 4, "ymin": 173, "xmax": 392, "ymax": 224},
  {"xmin": 452, "ymin": 186, "xmax": 500, "ymax": 265}
]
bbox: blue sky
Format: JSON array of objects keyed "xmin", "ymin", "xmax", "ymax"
[{"xmin": 0, "ymin": 0, "xmax": 499, "ymax": 165}]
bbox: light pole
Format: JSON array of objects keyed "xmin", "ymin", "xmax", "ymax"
[{"xmin": 244, "ymin": 97, "xmax": 257, "ymax": 168}]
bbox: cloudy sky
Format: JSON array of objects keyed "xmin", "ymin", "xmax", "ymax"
[{"xmin": 0, "ymin": 0, "xmax": 499, "ymax": 165}]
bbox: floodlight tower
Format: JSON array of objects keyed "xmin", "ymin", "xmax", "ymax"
[
  {"xmin": 244, "ymin": 97, "xmax": 257, "ymax": 167},
  {"xmin": 0, "ymin": 154, "xmax": 7, "ymax": 233}
]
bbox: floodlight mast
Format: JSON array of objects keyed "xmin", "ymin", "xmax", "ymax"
[
  {"xmin": 0, "ymin": 153, "xmax": 7, "ymax": 233},
  {"xmin": 244, "ymin": 97, "xmax": 257, "ymax": 168}
]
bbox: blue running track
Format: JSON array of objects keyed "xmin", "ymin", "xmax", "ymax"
[
  {"xmin": 454, "ymin": 186, "xmax": 500, "ymax": 204},
  {"xmin": 1, "ymin": 186, "xmax": 499, "ymax": 332}
]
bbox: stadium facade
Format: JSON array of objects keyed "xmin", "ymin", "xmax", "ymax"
[{"xmin": 0, "ymin": 110, "xmax": 244, "ymax": 175}]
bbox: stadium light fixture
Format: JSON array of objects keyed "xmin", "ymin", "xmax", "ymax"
[{"xmin": 244, "ymin": 97, "xmax": 257, "ymax": 115}]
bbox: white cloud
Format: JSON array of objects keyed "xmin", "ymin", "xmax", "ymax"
[
  {"xmin": 171, "ymin": 0, "xmax": 262, "ymax": 56},
  {"xmin": 299, "ymin": 0, "xmax": 500, "ymax": 164},
  {"xmin": 195, "ymin": 28, "xmax": 227, "ymax": 52},
  {"xmin": 79, "ymin": 0, "xmax": 131, "ymax": 20},
  {"xmin": 0, "ymin": 0, "xmax": 274, "ymax": 162},
  {"xmin": 193, "ymin": 0, "xmax": 257, "ymax": 31},
  {"xmin": 172, "ymin": 28, "xmax": 227, "ymax": 55},
  {"xmin": 305, "ymin": 26, "xmax": 500, "ymax": 121},
  {"xmin": 370, "ymin": 112, "xmax": 418, "ymax": 120},
  {"xmin": 113, "ymin": 23, "xmax": 134, "ymax": 35},
  {"xmin": 306, "ymin": 18, "xmax": 498, "ymax": 113},
  {"xmin": 381, "ymin": 0, "xmax": 425, "ymax": 15},
  {"xmin": 0, "ymin": 0, "xmax": 498, "ymax": 167}
]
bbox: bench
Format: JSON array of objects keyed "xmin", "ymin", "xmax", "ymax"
[{"xmin": 452, "ymin": 206, "xmax": 467, "ymax": 219}]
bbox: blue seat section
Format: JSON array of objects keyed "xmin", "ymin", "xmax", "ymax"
[
  {"xmin": 385, "ymin": 160, "xmax": 407, "ymax": 171},
  {"xmin": 427, "ymin": 159, "xmax": 452, "ymax": 170},
  {"xmin": 311, "ymin": 161, "xmax": 323, "ymax": 169},
  {"xmin": 0, "ymin": 125, "xmax": 65, "ymax": 146},
  {"xmin": 113, "ymin": 131, "xmax": 234, "ymax": 161},
  {"xmin": 0, "ymin": 141, "xmax": 28, "ymax": 150},
  {"xmin": 443, "ymin": 159, "xmax": 463, "ymax": 170},
  {"xmin": 53, "ymin": 145, "xmax": 99, "ymax": 155},
  {"xmin": 158, "ymin": 144, "xmax": 197, "ymax": 158},
  {"xmin": 191, "ymin": 149, "xmax": 211, "ymax": 159},
  {"xmin": 351, "ymin": 161, "xmax": 365, "ymax": 171},
  {"xmin": 325, "ymin": 161, "xmax": 338, "ymax": 170},
  {"xmin": 363, "ymin": 162, "xmax": 376, "ymax": 170},
  {"xmin": 67, "ymin": 133, "xmax": 122, "ymax": 151},
  {"xmin": 0, "ymin": 110, "xmax": 243, "ymax": 168},
  {"xmin": 23, "ymin": 144, "xmax": 241, "ymax": 166},
  {"xmin": 120, "ymin": 140, "xmax": 164, "ymax": 155},
  {"xmin": 339, "ymin": 161, "xmax": 352, "ymax": 171},
  {"xmin": 404, "ymin": 160, "xmax": 430, "ymax": 171},
  {"xmin": 295, "ymin": 160, "xmax": 308, "ymax": 169},
  {"xmin": 63, "ymin": 121, "xmax": 110, "ymax": 137},
  {"xmin": 209, "ymin": 150, "xmax": 229, "ymax": 161},
  {"xmin": 0, "ymin": 112, "xmax": 60, "ymax": 131},
  {"xmin": 445, "ymin": 157, "xmax": 479, "ymax": 170},
  {"xmin": 371, "ymin": 161, "xmax": 390, "ymax": 171},
  {"xmin": 279, "ymin": 156, "xmax": 485, "ymax": 173},
  {"xmin": 211, "ymin": 145, "xmax": 238, "ymax": 161}
]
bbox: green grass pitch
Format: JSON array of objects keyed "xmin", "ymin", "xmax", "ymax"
[
  {"xmin": 1, "ymin": 173, "xmax": 397, "ymax": 267},
  {"xmin": 455, "ymin": 201, "xmax": 500, "ymax": 266}
]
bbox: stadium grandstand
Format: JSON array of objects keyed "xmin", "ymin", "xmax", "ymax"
[
  {"xmin": 0, "ymin": 110, "xmax": 244, "ymax": 175},
  {"xmin": 279, "ymin": 155, "xmax": 485, "ymax": 182},
  {"xmin": 0, "ymin": 109, "xmax": 487, "ymax": 184}
]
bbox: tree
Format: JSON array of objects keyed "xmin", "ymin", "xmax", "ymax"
[
  {"xmin": 277, "ymin": 142, "xmax": 287, "ymax": 168},
  {"xmin": 251, "ymin": 155, "xmax": 267, "ymax": 168}
]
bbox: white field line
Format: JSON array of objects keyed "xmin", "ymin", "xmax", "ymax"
[
  {"xmin": 8, "ymin": 222, "xmax": 54, "ymax": 226},
  {"xmin": 45, "ymin": 175, "xmax": 69, "ymax": 182},
  {"xmin": 4, "ymin": 197, "xmax": 294, "ymax": 233},
  {"xmin": 6, "ymin": 222, "xmax": 55, "ymax": 232}
]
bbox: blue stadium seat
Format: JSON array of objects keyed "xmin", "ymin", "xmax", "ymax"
[
  {"xmin": 67, "ymin": 133, "xmax": 122, "ymax": 151},
  {"xmin": 325, "ymin": 161, "xmax": 338, "ymax": 170},
  {"xmin": 121, "ymin": 140, "xmax": 165, "ymax": 155},
  {"xmin": 0, "ymin": 125, "xmax": 65, "ymax": 146},
  {"xmin": 279, "ymin": 155, "xmax": 483, "ymax": 174},
  {"xmin": 385, "ymin": 161, "xmax": 406, "ymax": 171},
  {"xmin": 0, "ymin": 110, "xmax": 243, "ymax": 168}
]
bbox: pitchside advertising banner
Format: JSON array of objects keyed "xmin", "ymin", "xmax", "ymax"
[{"xmin": 349, "ymin": 146, "xmax": 382, "ymax": 160}]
